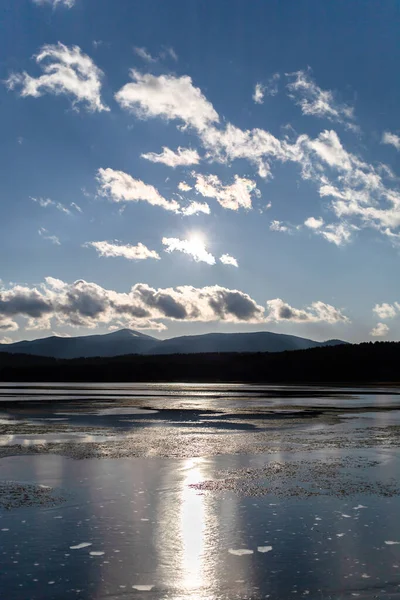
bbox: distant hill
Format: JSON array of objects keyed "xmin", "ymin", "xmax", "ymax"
[
  {"xmin": 148, "ymin": 331, "xmax": 345, "ymax": 355},
  {"xmin": 0, "ymin": 329, "xmax": 157, "ymax": 359},
  {"xmin": 0, "ymin": 328, "xmax": 346, "ymax": 359}
]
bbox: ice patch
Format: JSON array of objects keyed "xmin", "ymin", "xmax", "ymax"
[
  {"xmin": 385, "ymin": 541, "xmax": 400, "ymax": 545},
  {"xmin": 132, "ymin": 585, "xmax": 154, "ymax": 591},
  {"xmin": 97, "ymin": 407, "xmax": 158, "ymax": 416},
  {"xmin": 70, "ymin": 543, "xmax": 92, "ymax": 550},
  {"xmin": 1, "ymin": 528, "xmax": 9, "ymax": 532},
  {"xmin": 90, "ymin": 551, "xmax": 105, "ymax": 556},
  {"xmin": 341, "ymin": 514, "xmax": 351, "ymax": 518},
  {"xmin": 361, "ymin": 573, "xmax": 370, "ymax": 579},
  {"xmin": 337, "ymin": 533, "xmax": 345, "ymax": 537},
  {"xmin": 353, "ymin": 505, "xmax": 367, "ymax": 510},
  {"xmin": 228, "ymin": 548, "xmax": 254, "ymax": 556},
  {"xmin": 257, "ymin": 546, "xmax": 273, "ymax": 553}
]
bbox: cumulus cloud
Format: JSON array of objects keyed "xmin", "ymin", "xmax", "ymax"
[
  {"xmin": 115, "ymin": 71, "xmax": 219, "ymax": 131},
  {"xmin": 84, "ymin": 241, "xmax": 160, "ymax": 261},
  {"xmin": 194, "ymin": 173, "xmax": 260, "ymax": 210},
  {"xmin": 266, "ymin": 298, "xmax": 350, "ymax": 323},
  {"xmin": 141, "ymin": 146, "xmax": 200, "ymax": 167},
  {"xmin": 113, "ymin": 69, "xmax": 400, "ymax": 244},
  {"xmin": 373, "ymin": 302, "xmax": 398, "ymax": 319},
  {"xmin": 162, "ymin": 236, "xmax": 216, "ymax": 265},
  {"xmin": 304, "ymin": 216, "xmax": 324, "ymax": 229},
  {"xmin": 97, "ymin": 168, "xmax": 180, "ymax": 213},
  {"xmin": 38, "ymin": 228, "xmax": 60, "ymax": 245},
  {"xmin": 181, "ymin": 201, "xmax": 210, "ymax": 216},
  {"xmin": 200, "ymin": 122, "xmax": 289, "ymax": 179},
  {"xmin": 220, "ymin": 254, "xmax": 238, "ymax": 267},
  {"xmin": 0, "ymin": 278, "xmax": 266, "ymax": 330},
  {"xmin": 286, "ymin": 69, "xmax": 356, "ymax": 129},
  {"xmin": 178, "ymin": 181, "xmax": 192, "ymax": 192},
  {"xmin": 32, "ymin": 0, "xmax": 75, "ymax": 7},
  {"xmin": 31, "ymin": 196, "xmax": 71, "ymax": 215},
  {"xmin": 6, "ymin": 43, "xmax": 108, "ymax": 112},
  {"xmin": 370, "ymin": 322, "xmax": 389, "ymax": 337},
  {"xmin": 382, "ymin": 131, "xmax": 400, "ymax": 151},
  {"xmin": 0, "ymin": 318, "xmax": 18, "ymax": 331}
]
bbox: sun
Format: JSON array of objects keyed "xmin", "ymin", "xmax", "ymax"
[{"xmin": 187, "ymin": 232, "xmax": 207, "ymax": 252}]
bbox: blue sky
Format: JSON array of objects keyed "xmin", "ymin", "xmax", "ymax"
[{"xmin": 1, "ymin": 0, "xmax": 400, "ymax": 343}]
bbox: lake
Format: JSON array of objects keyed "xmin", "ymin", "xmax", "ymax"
[{"xmin": 1, "ymin": 383, "xmax": 400, "ymax": 599}]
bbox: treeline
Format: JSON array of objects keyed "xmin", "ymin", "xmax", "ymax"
[{"xmin": 1, "ymin": 341, "xmax": 400, "ymax": 383}]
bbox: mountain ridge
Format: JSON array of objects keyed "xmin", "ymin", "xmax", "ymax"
[{"xmin": 0, "ymin": 328, "xmax": 347, "ymax": 359}]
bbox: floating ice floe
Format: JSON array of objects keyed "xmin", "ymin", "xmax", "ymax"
[
  {"xmin": 70, "ymin": 542, "xmax": 92, "ymax": 550},
  {"xmin": 385, "ymin": 541, "xmax": 400, "ymax": 545},
  {"xmin": 353, "ymin": 505, "xmax": 367, "ymax": 510},
  {"xmin": 257, "ymin": 546, "xmax": 273, "ymax": 553},
  {"xmin": 90, "ymin": 551, "xmax": 105, "ymax": 556},
  {"xmin": 228, "ymin": 548, "xmax": 254, "ymax": 556},
  {"xmin": 132, "ymin": 585, "xmax": 154, "ymax": 591}
]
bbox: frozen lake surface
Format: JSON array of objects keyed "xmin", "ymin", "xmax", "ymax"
[{"xmin": 1, "ymin": 383, "xmax": 400, "ymax": 599}]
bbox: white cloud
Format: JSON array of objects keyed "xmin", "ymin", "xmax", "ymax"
[
  {"xmin": 115, "ymin": 71, "xmax": 219, "ymax": 131},
  {"xmin": 113, "ymin": 69, "xmax": 400, "ymax": 245},
  {"xmin": 200, "ymin": 122, "xmax": 289, "ymax": 179},
  {"xmin": 31, "ymin": 196, "xmax": 71, "ymax": 215},
  {"xmin": 178, "ymin": 181, "xmax": 192, "ymax": 192},
  {"xmin": 304, "ymin": 216, "xmax": 324, "ymax": 229},
  {"xmin": 0, "ymin": 337, "xmax": 13, "ymax": 344},
  {"xmin": 253, "ymin": 74, "xmax": 280, "ymax": 103},
  {"xmin": 32, "ymin": 0, "xmax": 75, "ymax": 7},
  {"xmin": 194, "ymin": 173, "xmax": 259, "ymax": 210},
  {"xmin": 84, "ymin": 241, "xmax": 160, "ymax": 261},
  {"xmin": 373, "ymin": 303, "xmax": 398, "ymax": 319},
  {"xmin": 133, "ymin": 47, "xmax": 157, "ymax": 63},
  {"xmin": 286, "ymin": 69, "xmax": 356, "ymax": 129},
  {"xmin": 0, "ymin": 318, "xmax": 18, "ymax": 331},
  {"xmin": 370, "ymin": 322, "xmax": 389, "ymax": 337},
  {"xmin": 38, "ymin": 228, "xmax": 60, "ymax": 245},
  {"xmin": 318, "ymin": 222, "xmax": 355, "ymax": 246},
  {"xmin": 0, "ymin": 278, "xmax": 265, "ymax": 330},
  {"xmin": 133, "ymin": 46, "xmax": 178, "ymax": 63},
  {"xmin": 253, "ymin": 83, "xmax": 265, "ymax": 105},
  {"xmin": 382, "ymin": 131, "xmax": 400, "ymax": 151},
  {"xmin": 220, "ymin": 254, "xmax": 238, "ymax": 267},
  {"xmin": 141, "ymin": 146, "xmax": 200, "ymax": 167},
  {"xmin": 270, "ymin": 220, "xmax": 291, "ymax": 233},
  {"xmin": 97, "ymin": 168, "xmax": 180, "ymax": 213},
  {"xmin": 265, "ymin": 73, "xmax": 280, "ymax": 97},
  {"xmin": 162, "ymin": 236, "xmax": 216, "ymax": 265},
  {"xmin": 266, "ymin": 298, "xmax": 349, "ymax": 323},
  {"xmin": 6, "ymin": 43, "xmax": 108, "ymax": 112},
  {"xmin": 70, "ymin": 202, "xmax": 82, "ymax": 213},
  {"xmin": 164, "ymin": 47, "xmax": 178, "ymax": 62},
  {"xmin": 181, "ymin": 201, "xmax": 210, "ymax": 216}
]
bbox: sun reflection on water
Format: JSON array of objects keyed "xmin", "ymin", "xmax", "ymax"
[{"xmin": 179, "ymin": 458, "xmax": 206, "ymax": 590}]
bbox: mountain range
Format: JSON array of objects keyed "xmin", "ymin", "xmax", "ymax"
[{"xmin": 0, "ymin": 328, "xmax": 346, "ymax": 359}]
